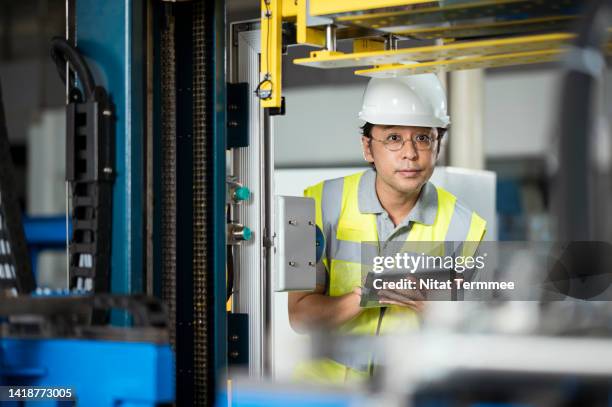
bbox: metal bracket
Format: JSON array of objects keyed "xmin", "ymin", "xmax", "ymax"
[
  {"xmin": 275, "ymin": 196, "xmax": 316, "ymax": 292},
  {"xmin": 228, "ymin": 313, "xmax": 249, "ymax": 366},
  {"xmin": 268, "ymin": 96, "xmax": 286, "ymax": 116},
  {"xmin": 227, "ymin": 82, "xmax": 249, "ymax": 149}
]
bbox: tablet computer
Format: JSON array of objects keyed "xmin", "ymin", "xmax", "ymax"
[{"xmin": 360, "ymin": 267, "xmax": 476, "ymax": 307}]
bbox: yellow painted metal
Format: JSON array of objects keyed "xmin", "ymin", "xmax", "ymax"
[
  {"xmin": 263, "ymin": 0, "xmax": 590, "ymax": 110},
  {"xmin": 260, "ymin": 0, "xmax": 283, "ymax": 109},
  {"xmin": 353, "ymin": 38, "xmax": 386, "ymax": 53},
  {"xmin": 308, "ymin": 50, "xmax": 345, "ymax": 59},
  {"xmin": 395, "ymin": 15, "xmax": 575, "ymax": 39},
  {"xmin": 332, "ymin": 0, "xmax": 525, "ymax": 25},
  {"xmin": 293, "ymin": 33, "xmax": 575, "ymax": 69},
  {"xmin": 355, "ymin": 49, "xmax": 565, "ymax": 77},
  {"xmin": 296, "ymin": 0, "xmax": 326, "ymax": 46},
  {"xmin": 282, "ymin": 0, "xmax": 298, "ymax": 18},
  {"xmin": 309, "ymin": 0, "xmax": 432, "ymax": 16},
  {"xmin": 355, "ymin": 43, "xmax": 612, "ymax": 76}
]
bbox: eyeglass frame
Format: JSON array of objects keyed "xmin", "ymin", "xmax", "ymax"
[{"xmin": 365, "ymin": 128, "xmax": 442, "ymax": 152}]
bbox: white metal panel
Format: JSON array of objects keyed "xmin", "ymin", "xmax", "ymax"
[
  {"xmin": 275, "ymin": 196, "xmax": 316, "ymax": 292},
  {"xmin": 233, "ymin": 29, "xmax": 266, "ymax": 377}
]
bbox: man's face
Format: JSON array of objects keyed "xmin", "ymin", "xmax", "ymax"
[{"xmin": 361, "ymin": 125, "xmax": 439, "ymax": 195}]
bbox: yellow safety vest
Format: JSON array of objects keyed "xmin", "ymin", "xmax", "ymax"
[{"xmin": 295, "ymin": 170, "xmax": 487, "ymax": 384}]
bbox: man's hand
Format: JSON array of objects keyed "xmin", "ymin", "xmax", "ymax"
[
  {"xmin": 351, "ymin": 286, "xmax": 362, "ymax": 301},
  {"xmin": 340, "ymin": 286, "xmax": 363, "ymax": 317},
  {"xmin": 377, "ymin": 277, "xmax": 425, "ymax": 312},
  {"xmin": 288, "ymin": 285, "xmax": 363, "ymax": 333}
]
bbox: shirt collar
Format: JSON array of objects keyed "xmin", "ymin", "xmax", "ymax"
[{"xmin": 357, "ymin": 168, "xmax": 438, "ymax": 226}]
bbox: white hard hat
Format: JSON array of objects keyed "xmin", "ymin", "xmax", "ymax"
[{"xmin": 358, "ymin": 74, "xmax": 450, "ymax": 128}]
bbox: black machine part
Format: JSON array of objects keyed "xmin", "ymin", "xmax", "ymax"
[
  {"xmin": 0, "ymin": 294, "xmax": 169, "ymax": 342},
  {"xmin": 555, "ymin": 0, "xmax": 612, "ymax": 242},
  {"xmin": 50, "ymin": 37, "xmax": 115, "ymax": 293},
  {"xmin": 0, "ymin": 79, "xmax": 35, "ymax": 294}
]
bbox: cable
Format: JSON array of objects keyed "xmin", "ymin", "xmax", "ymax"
[
  {"xmin": 50, "ymin": 36, "xmax": 96, "ymax": 101},
  {"xmin": 265, "ymin": 0, "xmax": 271, "ymax": 81}
]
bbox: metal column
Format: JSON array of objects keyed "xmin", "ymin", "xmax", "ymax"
[
  {"xmin": 230, "ymin": 24, "xmax": 272, "ymax": 377},
  {"xmin": 160, "ymin": 1, "xmax": 227, "ymax": 404},
  {"xmin": 449, "ymin": 69, "xmax": 485, "ymax": 170},
  {"xmin": 74, "ymin": 0, "xmax": 145, "ymax": 302}
]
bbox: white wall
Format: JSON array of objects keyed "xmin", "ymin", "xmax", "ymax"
[
  {"xmin": 27, "ymin": 108, "xmax": 67, "ymax": 289},
  {"xmin": 274, "ymin": 85, "xmax": 366, "ymax": 168},
  {"xmin": 484, "ymin": 69, "xmax": 563, "ymax": 157}
]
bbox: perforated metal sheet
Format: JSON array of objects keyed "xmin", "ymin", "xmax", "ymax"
[
  {"xmin": 192, "ymin": 0, "xmax": 210, "ymax": 403},
  {"xmin": 161, "ymin": 13, "xmax": 177, "ymax": 349}
]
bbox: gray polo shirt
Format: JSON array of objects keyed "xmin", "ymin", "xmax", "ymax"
[
  {"xmin": 316, "ymin": 168, "xmax": 440, "ymax": 287},
  {"xmin": 358, "ymin": 168, "xmax": 438, "ymax": 244}
]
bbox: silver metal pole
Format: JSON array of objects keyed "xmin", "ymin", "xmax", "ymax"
[{"xmin": 325, "ymin": 24, "xmax": 336, "ymax": 52}]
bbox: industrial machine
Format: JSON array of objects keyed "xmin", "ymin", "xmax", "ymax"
[
  {"xmin": 1, "ymin": 0, "xmax": 611, "ymax": 406},
  {"xmin": 0, "ymin": 18, "xmax": 177, "ymax": 402},
  {"xmin": 0, "ymin": 295, "xmax": 174, "ymax": 406}
]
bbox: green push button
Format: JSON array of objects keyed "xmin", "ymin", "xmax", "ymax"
[
  {"xmin": 242, "ymin": 227, "xmax": 252, "ymax": 241},
  {"xmin": 234, "ymin": 186, "xmax": 251, "ymax": 201}
]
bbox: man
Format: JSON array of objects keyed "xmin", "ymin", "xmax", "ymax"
[{"xmin": 288, "ymin": 74, "xmax": 487, "ymax": 383}]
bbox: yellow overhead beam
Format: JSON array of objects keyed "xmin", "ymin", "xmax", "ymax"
[
  {"xmin": 293, "ymin": 33, "xmax": 576, "ymax": 69},
  {"xmin": 308, "ymin": 0, "xmax": 433, "ymax": 16},
  {"xmin": 353, "ymin": 38, "xmax": 386, "ymax": 53},
  {"xmin": 355, "ymin": 49, "xmax": 565, "ymax": 76},
  {"xmin": 394, "ymin": 15, "xmax": 575, "ymax": 39},
  {"xmin": 357, "ymin": 42, "xmax": 612, "ymax": 76},
  {"xmin": 332, "ymin": 0, "xmax": 525, "ymax": 23}
]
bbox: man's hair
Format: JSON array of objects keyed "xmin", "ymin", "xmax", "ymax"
[{"xmin": 360, "ymin": 122, "xmax": 446, "ymax": 154}]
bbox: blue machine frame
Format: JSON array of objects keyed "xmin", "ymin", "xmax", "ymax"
[
  {"xmin": 0, "ymin": 337, "xmax": 174, "ymax": 406},
  {"xmin": 72, "ymin": 0, "xmax": 228, "ymax": 402},
  {"xmin": 75, "ymin": 0, "xmax": 145, "ymax": 310},
  {"xmin": 22, "ymin": 216, "xmax": 70, "ymax": 278}
]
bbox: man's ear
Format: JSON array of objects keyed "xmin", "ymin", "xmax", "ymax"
[
  {"xmin": 435, "ymin": 135, "xmax": 444, "ymax": 159},
  {"xmin": 361, "ymin": 136, "xmax": 374, "ymax": 163}
]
